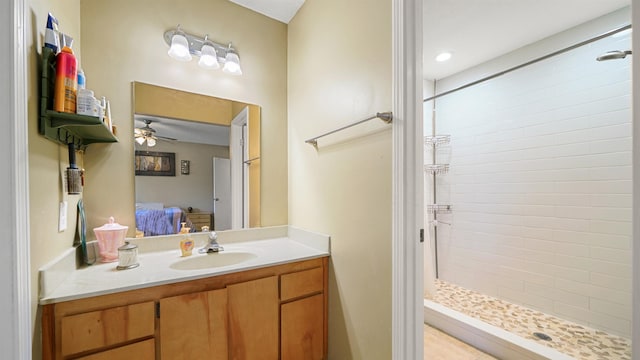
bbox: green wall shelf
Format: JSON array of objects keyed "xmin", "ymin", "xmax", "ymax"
[{"xmin": 39, "ymin": 46, "xmax": 118, "ymax": 149}]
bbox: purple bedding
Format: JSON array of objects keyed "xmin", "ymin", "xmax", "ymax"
[{"xmin": 135, "ymin": 207, "xmax": 194, "ymax": 236}]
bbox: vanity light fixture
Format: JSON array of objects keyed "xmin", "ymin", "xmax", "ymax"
[{"xmin": 164, "ymin": 25, "xmax": 242, "ymax": 75}]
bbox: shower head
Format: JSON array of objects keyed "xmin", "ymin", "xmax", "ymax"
[{"xmin": 596, "ymin": 50, "xmax": 632, "ymax": 61}]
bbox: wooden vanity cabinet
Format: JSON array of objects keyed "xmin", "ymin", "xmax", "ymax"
[
  {"xmin": 42, "ymin": 257, "xmax": 328, "ymax": 360},
  {"xmin": 227, "ymin": 276, "xmax": 279, "ymax": 359},
  {"xmin": 159, "ymin": 288, "xmax": 228, "ymax": 360}
]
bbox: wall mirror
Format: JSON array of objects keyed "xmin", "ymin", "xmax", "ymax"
[{"xmin": 133, "ymin": 82, "xmax": 261, "ymax": 236}]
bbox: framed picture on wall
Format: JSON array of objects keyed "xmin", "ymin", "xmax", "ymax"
[{"xmin": 135, "ymin": 151, "xmax": 176, "ymax": 176}]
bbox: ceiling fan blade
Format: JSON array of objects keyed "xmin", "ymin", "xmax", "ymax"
[{"xmin": 157, "ymin": 135, "xmax": 177, "ymax": 141}]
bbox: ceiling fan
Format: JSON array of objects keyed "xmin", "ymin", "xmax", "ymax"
[{"xmin": 134, "ymin": 119, "xmax": 176, "ymax": 147}]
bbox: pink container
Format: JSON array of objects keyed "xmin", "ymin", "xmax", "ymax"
[{"xmin": 93, "ymin": 217, "xmax": 128, "ymax": 262}]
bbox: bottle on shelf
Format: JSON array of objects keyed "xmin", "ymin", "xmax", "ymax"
[{"xmin": 53, "ymin": 46, "xmax": 78, "ymax": 113}]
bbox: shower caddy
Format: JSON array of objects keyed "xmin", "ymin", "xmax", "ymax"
[{"xmin": 425, "ymin": 107, "xmax": 452, "ymax": 278}]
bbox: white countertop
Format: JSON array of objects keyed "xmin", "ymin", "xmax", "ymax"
[{"xmin": 39, "ymin": 226, "xmax": 330, "ymax": 304}]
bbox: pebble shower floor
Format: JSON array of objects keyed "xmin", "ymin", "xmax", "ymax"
[{"xmin": 431, "ymin": 280, "xmax": 631, "ymax": 360}]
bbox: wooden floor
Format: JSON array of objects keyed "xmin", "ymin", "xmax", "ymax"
[{"xmin": 424, "ymin": 324, "xmax": 497, "ymax": 360}]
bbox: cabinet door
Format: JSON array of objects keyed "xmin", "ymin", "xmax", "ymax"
[
  {"xmin": 159, "ymin": 288, "xmax": 228, "ymax": 360},
  {"xmin": 227, "ymin": 276, "xmax": 278, "ymax": 360},
  {"xmin": 281, "ymin": 294, "xmax": 324, "ymax": 360}
]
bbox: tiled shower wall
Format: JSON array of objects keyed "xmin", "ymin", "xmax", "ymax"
[{"xmin": 426, "ymin": 10, "xmax": 632, "ymax": 337}]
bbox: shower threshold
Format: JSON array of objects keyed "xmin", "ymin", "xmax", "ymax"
[{"xmin": 424, "ymin": 280, "xmax": 631, "ymax": 360}]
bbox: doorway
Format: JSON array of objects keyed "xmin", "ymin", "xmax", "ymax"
[{"xmin": 213, "ymin": 157, "xmax": 232, "ymax": 230}]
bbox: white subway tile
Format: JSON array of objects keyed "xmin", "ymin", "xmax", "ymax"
[
  {"xmin": 589, "ymin": 272, "xmax": 631, "ymax": 292},
  {"xmin": 588, "ymin": 259, "xmax": 632, "ymax": 280},
  {"xmin": 553, "ymin": 254, "xmax": 592, "ymax": 271},
  {"xmin": 551, "ymin": 230, "xmax": 590, "ymax": 245},
  {"xmin": 588, "ymin": 180, "xmax": 632, "ymax": 194},
  {"xmin": 587, "ymin": 233, "xmax": 631, "ymax": 250},
  {"xmin": 498, "ymin": 286, "xmax": 554, "ymax": 313},
  {"xmin": 588, "ymin": 220, "xmax": 632, "ymax": 236},
  {"xmin": 589, "ymin": 298, "xmax": 632, "ymax": 319},
  {"xmin": 589, "ymin": 246, "xmax": 632, "ymax": 264},
  {"xmin": 526, "ymin": 282, "xmax": 590, "ymax": 309},
  {"xmin": 553, "ymin": 242, "xmax": 589, "ymax": 257},
  {"xmin": 500, "ymin": 266, "xmax": 555, "ymax": 287},
  {"xmin": 590, "ymin": 194, "xmax": 632, "ymax": 208}
]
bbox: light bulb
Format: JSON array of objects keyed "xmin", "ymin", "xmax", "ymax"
[
  {"xmin": 223, "ymin": 51, "xmax": 242, "ymax": 75},
  {"xmin": 147, "ymin": 137, "xmax": 157, "ymax": 147},
  {"xmin": 168, "ymin": 32, "xmax": 192, "ymax": 61},
  {"xmin": 135, "ymin": 136, "xmax": 145, "ymax": 145},
  {"xmin": 199, "ymin": 43, "xmax": 220, "ymax": 69}
]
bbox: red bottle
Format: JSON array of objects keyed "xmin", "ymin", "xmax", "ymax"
[{"xmin": 53, "ymin": 46, "xmax": 77, "ymax": 113}]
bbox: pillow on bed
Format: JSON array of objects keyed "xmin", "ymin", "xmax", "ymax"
[{"xmin": 135, "ymin": 202, "xmax": 164, "ymax": 210}]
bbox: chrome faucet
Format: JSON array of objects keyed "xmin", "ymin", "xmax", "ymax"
[{"xmin": 199, "ymin": 231, "xmax": 224, "ymax": 253}]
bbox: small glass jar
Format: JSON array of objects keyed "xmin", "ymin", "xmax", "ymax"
[{"xmin": 116, "ymin": 241, "xmax": 139, "ymax": 270}]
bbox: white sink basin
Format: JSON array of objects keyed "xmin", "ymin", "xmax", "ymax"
[{"xmin": 170, "ymin": 252, "xmax": 257, "ymax": 271}]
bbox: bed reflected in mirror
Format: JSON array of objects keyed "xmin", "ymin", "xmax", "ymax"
[{"xmin": 132, "ymin": 82, "xmax": 261, "ymax": 236}]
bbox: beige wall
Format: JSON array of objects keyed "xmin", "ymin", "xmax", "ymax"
[
  {"xmin": 80, "ymin": 0, "xmax": 288, "ymax": 237},
  {"xmin": 28, "ymin": 0, "xmax": 287, "ymax": 357},
  {"xmin": 288, "ymin": 0, "xmax": 393, "ymax": 358},
  {"xmin": 28, "ymin": 1, "xmax": 82, "ymax": 358}
]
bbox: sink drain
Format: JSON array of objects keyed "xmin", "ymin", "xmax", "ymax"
[{"xmin": 533, "ymin": 332, "xmax": 552, "ymax": 341}]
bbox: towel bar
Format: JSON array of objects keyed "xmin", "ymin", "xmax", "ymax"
[{"xmin": 305, "ymin": 111, "xmax": 393, "ymax": 148}]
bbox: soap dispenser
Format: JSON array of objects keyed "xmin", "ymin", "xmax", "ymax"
[{"xmin": 179, "ymin": 222, "xmax": 194, "ymax": 256}]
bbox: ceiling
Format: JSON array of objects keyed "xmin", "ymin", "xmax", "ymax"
[
  {"xmin": 134, "ymin": 115, "xmax": 230, "ymax": 147},
  {"xmin": 229, "ymin": 0, "xmax": 630, "ymax": 80},
  {"xmin": 423, "ymin": 0, "xmax": 630, "ymax": 80},
  {"xmin": 229, "ymin": 0, "xmax": 305, "ymax": 23}
]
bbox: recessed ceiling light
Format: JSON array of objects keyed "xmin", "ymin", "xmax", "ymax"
[{"xmin": 435, "ymin": 52, "xmax": 452, "ymax": 62}]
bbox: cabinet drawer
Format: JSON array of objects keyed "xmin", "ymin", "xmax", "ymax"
[
  {"xmin": 76, "ymin": 339, "xmax": 155, "ymax": 360},
  {"xmin": 280, "ymin": 267, "xmax": 324, "ymax": 301},
  {"xmin": 61, "ymin": 301, "xmax": 155, "ymax": 356}
]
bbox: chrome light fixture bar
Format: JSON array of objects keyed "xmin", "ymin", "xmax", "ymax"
[{"xmin": 164, "ymin": 26, "xmax": 242, "ymax": 75}]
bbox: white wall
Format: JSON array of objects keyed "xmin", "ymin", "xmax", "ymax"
[{"xmin": 429, "ymin": 8, "xmax": 632, "ymax": 337}]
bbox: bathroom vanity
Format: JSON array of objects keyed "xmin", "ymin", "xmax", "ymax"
[{"xmin": 39, "ymin": 226, "xmax": 330, "ymax": 360}]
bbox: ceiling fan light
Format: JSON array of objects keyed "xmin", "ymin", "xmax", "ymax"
[
  {"xmin": 135, "ymin": 136, "xmax": 146, "ymax": 145},
  {"xmin": 146, "ymin": 137, "xmax": 157, "ymax": 147},
  {"xmin": 168, "ymin": 31, "xmax": 192, "ymax": 61}
]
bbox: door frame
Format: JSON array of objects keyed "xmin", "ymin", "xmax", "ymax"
[
  {"xmin": 230, "ymin": 107, "xmax": 249, "ymax": 229},
  {"xmin": 213, "ymin": 157, "xmax": 232, "ymax": 230},
  {"xmin": 391, "ymin": 0, "xmax": 423, "ymax": 358},
  {"xmin": 4, "ymin": 0, "xmax": 31, "ymax": 358}
]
